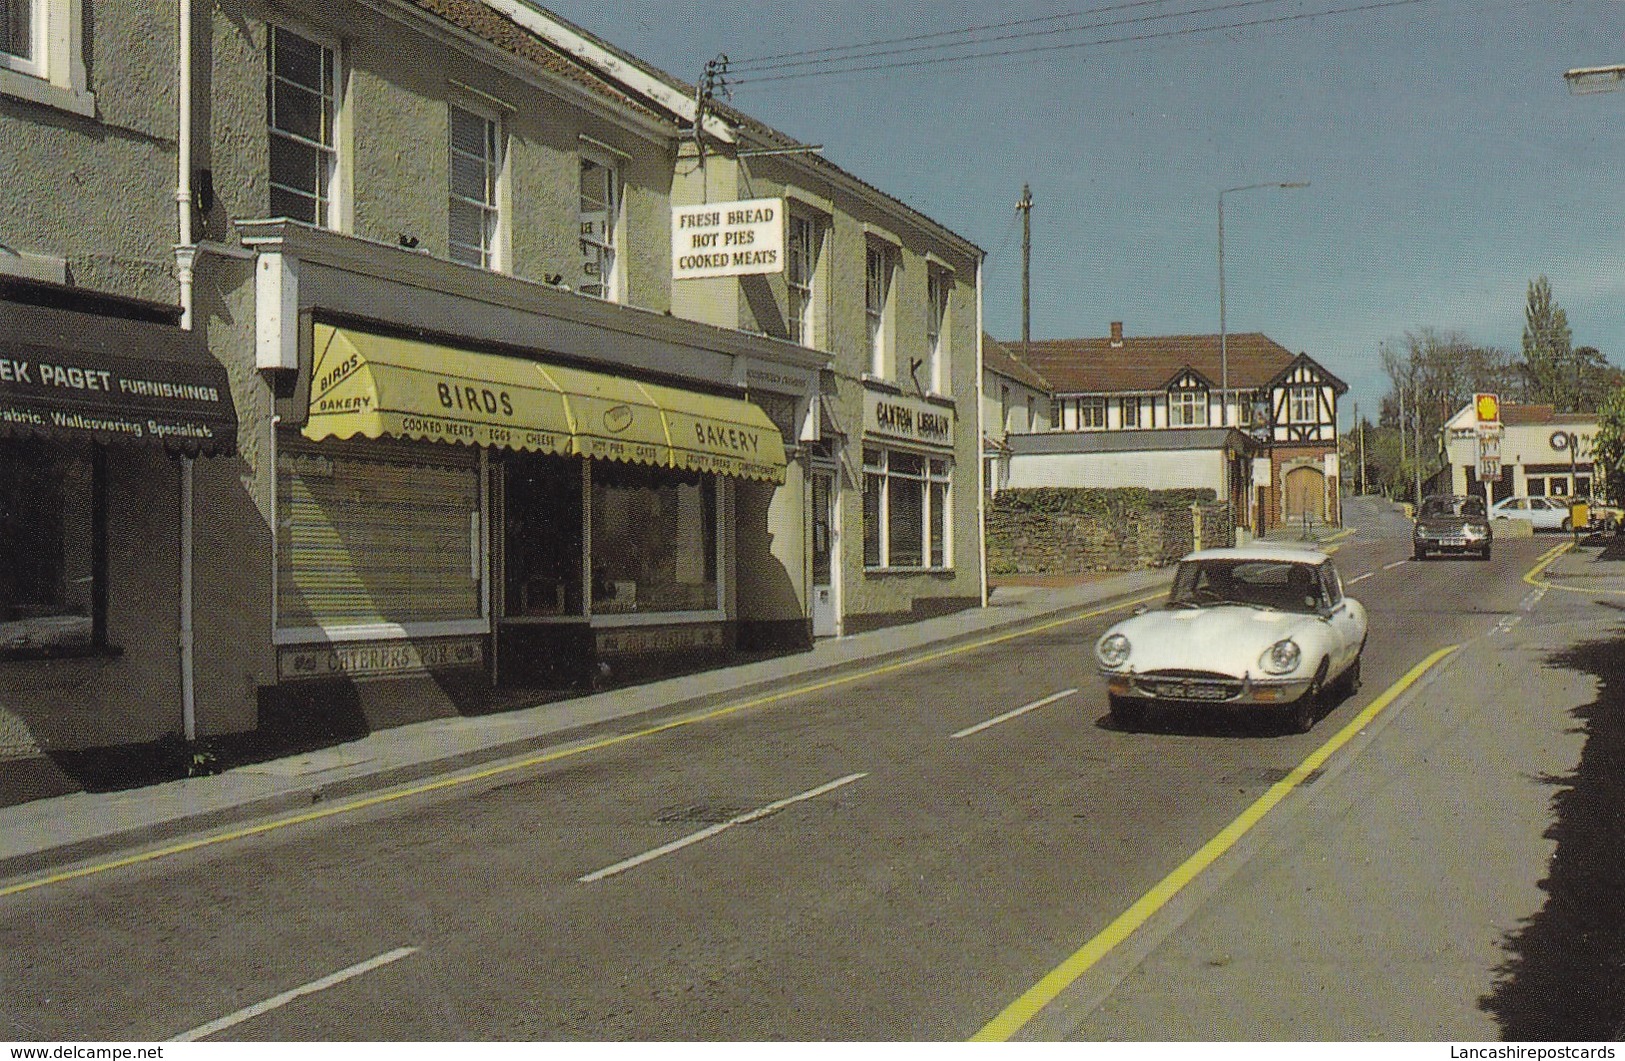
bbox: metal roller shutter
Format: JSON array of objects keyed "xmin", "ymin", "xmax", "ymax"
[{"xmin": 277, "ymin": 436, "xmax": 481, "ymax": 632}]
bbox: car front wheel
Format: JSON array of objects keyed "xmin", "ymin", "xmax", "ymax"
[{"xmin": 1286, "ymin": 661, "xmax": 1327, "ymax": 734}]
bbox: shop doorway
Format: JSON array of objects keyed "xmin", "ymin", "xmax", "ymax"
[{"xmin": 811, "ymin": 467, "xmax": 838, "ymax": 638}]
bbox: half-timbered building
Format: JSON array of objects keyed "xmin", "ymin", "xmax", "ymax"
[{"xmin": 1005, "ymin": 322, "xmax": 1346, "ymax": 532}]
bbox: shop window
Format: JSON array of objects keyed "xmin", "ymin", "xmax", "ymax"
[
  {"xmin": 863, "ymin": 445, "xmax": 952, "ymax": 571},
  {"xmin": 276, "ymin": 440, "xmax": 482, "ymax": 638},
  {"xmin": 268, "ymin": 24, "xmax": 339, "ymax": 228},
  {"xmin": 579, "ymin": 153, "xmax": 620, "ymax": 301},
  {"xmin": 1578, "ymin": 475, "xmax": 1593, "ymax": 497},
  {"xmin": 504, "ymin": 456, "xmax": 583, "ymax": 617},
  {"xmin": 1551, "ymin": 478, "xmax": 1569, "ymax": 497},
  {"xmin": 0, "ymin": 440, "xmax": 100, "ymax": 655},
  {"xmin": 590, "ymin": 463, "xmax": 717, "ymax": 615},
  {"xmin": 1, "ymin": 0, "xmax": 94, "ymax": 116},
  {"xmin": 449, "ymin": 104, "xmax": 502, "ymax": 270},
  {"xmin": 1528, "ymin": 477, "xmax": 1546, "ymax": 497}
]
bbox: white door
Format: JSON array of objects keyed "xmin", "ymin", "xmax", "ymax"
[{"xmin": 811, "ymin": 468, "xmax": 838, "ymax": 637}]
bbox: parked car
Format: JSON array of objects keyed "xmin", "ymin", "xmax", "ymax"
[
  {"xmin": 1490, "ymin": 495, "xmax": 1574, "ymax": 533},
  {"xmin": 1414, "ymin": 494, "xmax": 1492, "ymax": 560},
  {"xmin": 1095, "ymin": 546, "xmax": 1367, "ymax": 733}
]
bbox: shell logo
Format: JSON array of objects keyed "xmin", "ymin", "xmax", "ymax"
[{"xmin": 1474, "ymin": 393, "xmax": 1500, "ymax": 425}]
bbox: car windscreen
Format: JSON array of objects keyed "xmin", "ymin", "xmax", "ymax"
[
  {"xmin": 1421, "ymin": 497, "xmax": 1484, "ymax": 518},
  {"xmin": 1170, "ymin": 559, "xmax": 1323, "ymax": 614}
]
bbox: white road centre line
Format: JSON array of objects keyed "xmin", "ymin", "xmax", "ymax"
[
  {"xmin": 1346, "ymin": 571, "xmax": 1375, "ymax": 585},
  {"xmin": 171, "ymin": 946, "xmax": 419, "ymax": 1042},
  {"xmin": 1382, "ymin": 558, "xmax": 1410, "ymax": 570},
  {"xmin": 578, "ymin": 772, "xmax": 868, "ymax": 884},
  {"xmin": 951, "ymin": 688, "xmax": 1079, "ymax": 740}
]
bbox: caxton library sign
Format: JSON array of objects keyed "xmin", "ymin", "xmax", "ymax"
[{"xmin": 864, "ymin": 391, "xmax": 955, "ymax": 449}]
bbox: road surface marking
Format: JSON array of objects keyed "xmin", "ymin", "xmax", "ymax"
[
  {"xmin": 577, "ymin": 772, "xmax": 867, "ymax": 883},
  {"xmin": 1520, "ymin": 540, "xmax": 1625, "ymax": 597},
  {"xmin": 971, "ymin": 643, "xmax": 1461, "ymax": 1042},
  {"xmin": 1345, "ymin": 572, "xmax": 1374, "ymax": 585},
  {"xmin": 0, "ymin": 589, "xmax": 1169, "ymax": 900},
  {"xmin": 951, "ymin": 689, "xmax": 1078, "ymax": 739},
  {"xmin": 1382, "ymin": 559, "xmax": 1409, "ymax": 570},
  {"xmin": 171, "ymin": 946, "xmax": 418, "ymax": 1041}
]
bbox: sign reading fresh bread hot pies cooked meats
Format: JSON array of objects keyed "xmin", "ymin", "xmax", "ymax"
[{"xmin": 672, "ymin": 198, "xmax": 784, "ymax": 280}]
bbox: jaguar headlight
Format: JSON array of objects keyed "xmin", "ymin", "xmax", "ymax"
[
  {"xmin": 1260, "ymin": 639, "xmax": 1302, "ymax": 675},
  {"xmin": 1097, "ymin": 633, "xmax": 1131, "ymax": 668}
]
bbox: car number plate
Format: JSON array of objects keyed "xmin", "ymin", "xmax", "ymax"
[
  {"xmin": 1155, "ymin": 681, "xmax": 1227, "ymax": 701},
  {"xmin": 1443, "ymin": 538, "xmax": 1466, "ymax": 546}
]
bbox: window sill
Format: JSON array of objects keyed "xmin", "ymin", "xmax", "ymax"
[
  {"xmin": 863, "ymin": 566, "xmax": 955, "ymax": 576},
  {"xmin": 0, "ymin": 69, "xmax": 96, "ymax": 118},
  {"xmin": 0, "ymin": 642, "xmax": 123, "ymax": 664}
]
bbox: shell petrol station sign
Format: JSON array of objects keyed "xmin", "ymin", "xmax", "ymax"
[{"xmin": 1475, "ymin": 393, "xmax": 1502, "ymax": 482}]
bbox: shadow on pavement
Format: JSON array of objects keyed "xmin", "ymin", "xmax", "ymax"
[{"xmin": 1480, "ymin": 625, "xmax": 1625, "ymax": 1040}]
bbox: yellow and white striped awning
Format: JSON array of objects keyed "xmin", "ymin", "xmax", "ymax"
[{"xmin": 304, "ymin": 324, "xmax": 786, "ymax": 484}]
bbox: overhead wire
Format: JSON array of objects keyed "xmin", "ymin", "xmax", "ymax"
[{"xmin": 727, "ymin": 0, "xmax": 1432, "ymax": 86}]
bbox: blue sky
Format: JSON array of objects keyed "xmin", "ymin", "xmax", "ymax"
[{"xmin": 534, "ymin": 0, "xmax": 1625, "ymax": 421}]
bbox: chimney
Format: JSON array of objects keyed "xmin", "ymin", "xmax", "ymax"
[{"xmin": 1109, "ymin": 321, "xmax": 1123, "ymax": 348}]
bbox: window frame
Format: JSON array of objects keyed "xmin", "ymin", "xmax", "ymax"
[
  {"xmin": 447, "ymin": 101, "xmax": 505, "ymax": 271},
  {"xmin": 0, "ymin": 440, "xmax": 108, "ymax": 661},
  {"xmin": 1289, "ymin": 385, "xmax": 1318, "ymax": 424},
  {"xmin": 1121, "ymin": 396, "xmax": 1140, "ymax": 429},
  {"xmin": 865, "ymin": 240, "xmax": 893, "ymax": 379},
  {"xmin": 1080, "ymin": 396, "xmax": 1107, "ymax": 430},
  {"xmin": 577, "ymin": 148, "xmax": 622, "ymax": 302},
  {"xmin": 787, "ymin": 211, "xmax": 822, "ymax": 347},
  {"xmin": 267, "ymin": 22, "xmax": 343, "ymax": 231},
  {"xmin": 926, "ymin": 267, "xmax": 950, "ymax": 395},
  {"xmin": 862, "ymin": 445, "xmax": 953, "ymax": 573},
  {"xmin": 0, "ymin": 0, "xmax": 93, "ymax": 116},
  {"xmin": 1170, "ymin": 389, "xmax": 1208, "ymax": 427}
]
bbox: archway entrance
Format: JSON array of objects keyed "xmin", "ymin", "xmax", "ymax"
[{"xmin": 1283, "ymin": 465, "xmax": 1327, "ymax": 526}]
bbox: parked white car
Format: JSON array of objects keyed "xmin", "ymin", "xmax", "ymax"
[
  {"xmin": 1096, "ymin": 546, "xmax": 1368, "ymax": 733},
  {"xmin": 1490, "ymin": 496, "xmax": 1573, "ymax": 532}
]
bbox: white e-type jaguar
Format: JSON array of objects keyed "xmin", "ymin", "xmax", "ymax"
[{"xmin": 1096, "ymin": 546, "xmax": 1368, "ymax": 732}]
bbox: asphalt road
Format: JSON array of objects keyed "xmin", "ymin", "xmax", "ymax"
[{"xmin": 0, "ymin": 499, "xmax": 1602, "ymax": 1041}]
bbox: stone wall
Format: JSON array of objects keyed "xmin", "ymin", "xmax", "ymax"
[{"xmin": 988, "ymin": 488, "xmax": 1234, "ymax": 575}]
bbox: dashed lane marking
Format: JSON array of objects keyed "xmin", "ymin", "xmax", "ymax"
[
  {"xmin": 577, "ymin": 773, "xmax": 868, "ymax": 884},
  {"xmin": 171, "ymin": 946, "xmax": 419, "ymax": 1041},
  {"xmin": 951, "ymin": 689, "xmax": 1078, "ymax": 740}
]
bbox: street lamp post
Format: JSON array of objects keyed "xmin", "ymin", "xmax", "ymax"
[{"xmin": 1218, "ymin": 181, "xmax": 1308, "ymax": 428}]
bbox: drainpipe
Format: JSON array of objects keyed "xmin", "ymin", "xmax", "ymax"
[
  {"xmin": 975, "ymin": 256, "xmax": 988, "ymax": 608},
  {"xmin": 176, "ymin": 0, "xmax": 197, "ymax": 741}
]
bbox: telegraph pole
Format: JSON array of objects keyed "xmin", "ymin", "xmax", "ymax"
[{"xmin": 1017, "ymin": 184, "xmax": 1033, "ymax": 364}]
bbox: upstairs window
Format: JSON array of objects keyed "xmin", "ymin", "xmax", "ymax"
[
  {"xmin": 926, "ymin": 268, "xmax": 950, "ymax": 394},
  {"xmin": 578, "ymin": 154, "xmax": 620, "ymax": 301},
  {"xmin": 2, "ymin": 0, "xmax": 93, "ymax": 115},
  {"xmin": 2, "ymin": 1, "xmax": 33, "ymax": 65},
  {"xmin": 787, "ymin": 213, "xmax": 821, "ymax": 347},
  {"xmin": 1289, "ymin": 385, "xmax": 1317, "ymax": 423},
  {"xmin": 865, "ymin": 241, "xmax": 892, "ymax": 378},
  {"xmin": 1080, "ymin": 396, "xmax": 1106, "ymax": 430},
  {"xmin": 448, "ymin": 105, "xmax": 501, "ymax": 270},
  {"xmin": 267, "ymin": 25, "xmax": 338, "ymax": 227},
  {"xmin": 1170, "ymin": 389, "xmax": 1208, "ymax": 427}
]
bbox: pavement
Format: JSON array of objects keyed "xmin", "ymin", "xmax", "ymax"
[{"xmin": 0, "ymin": 564, "xmax": 1187, "ymax": 883}]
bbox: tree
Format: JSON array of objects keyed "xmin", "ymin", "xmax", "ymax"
[
  {"xmin": 1377, "ymin": 328, "xmax": 1514, "ymax": 491},
  {"xmin": 1520, "ymin": 275, "xmax": 1573, "ymax": 408},
  {"xmin": 1593, "ymin": 384, "xmax": 1625, "ymax": 503},
  {"xmin": 1567, "ymin": 346, "xmax": 1615, "ymax": 413}
]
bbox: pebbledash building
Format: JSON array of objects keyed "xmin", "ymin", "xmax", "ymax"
[{"xmin": 0, "ymin": 0, "xmax": 985, "ymax": 749}]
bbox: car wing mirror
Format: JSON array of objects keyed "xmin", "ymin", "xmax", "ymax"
[{"xmin": 1133, "ymin": 604, "xmax": 1150, "ymax": 616}]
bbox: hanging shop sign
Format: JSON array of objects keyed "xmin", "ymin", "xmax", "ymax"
[
  {"xmin": 864, "ymin": 390, "xmax": 955, "ymax": 449},
  {"xmin": 672, "ymin": 198, "xmax": 784, "ymax": 280}
]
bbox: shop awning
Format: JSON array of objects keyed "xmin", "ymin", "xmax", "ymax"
[
  {"xmin": 306, "ymin": 325, "xmax": 787, "ymax": 483},
  {"xmin": 0, "ymin": 298, "xmax": 239, "ymax": 457}
]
